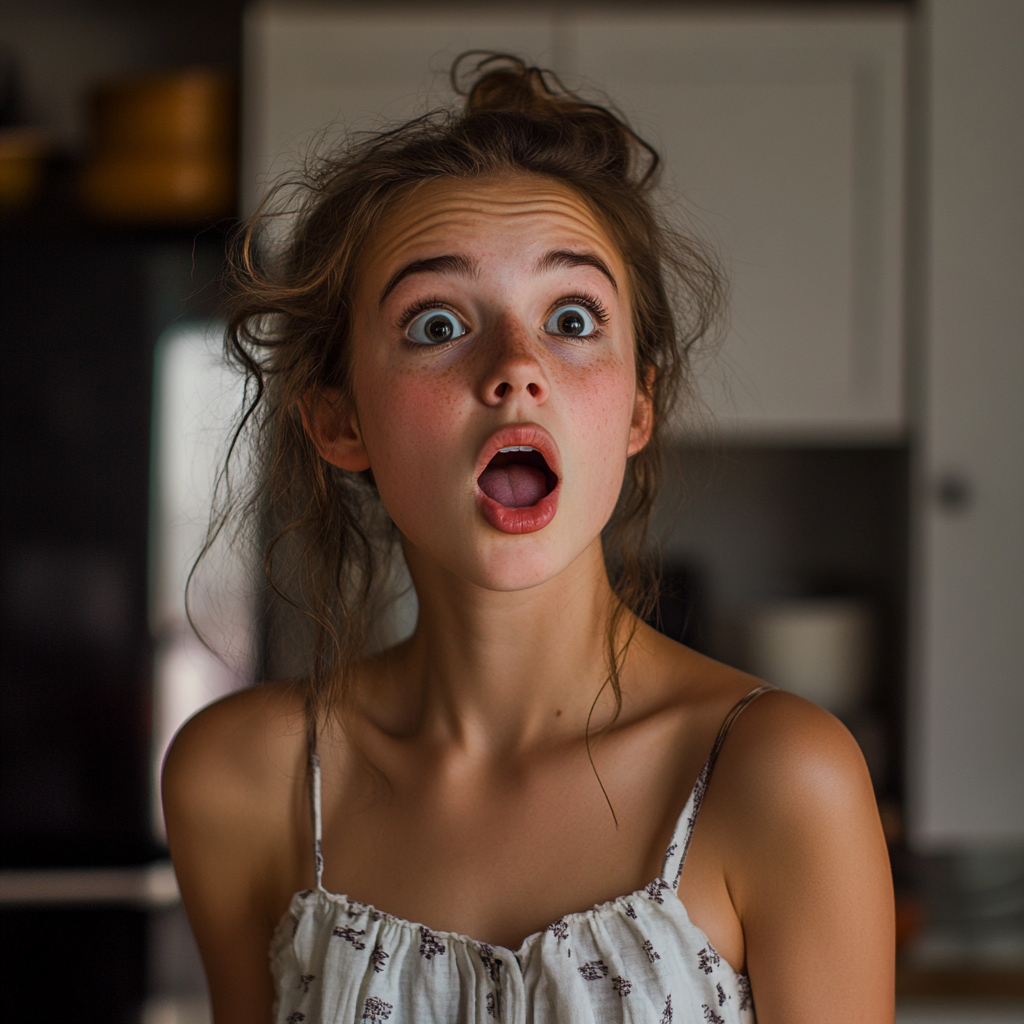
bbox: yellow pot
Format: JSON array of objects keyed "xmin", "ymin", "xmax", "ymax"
[
  {"xmin": 80, "ymin": 70, "xmax": 236, "ymax": 224},
  {"xmin": 88, "ymin": 70, "xmax": 234, "ymax": 155}
]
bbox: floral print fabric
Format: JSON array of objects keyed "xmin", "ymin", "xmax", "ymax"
[{"xmin": 270, "ymin": 686, "xmax": 772, "ymax": 1024}]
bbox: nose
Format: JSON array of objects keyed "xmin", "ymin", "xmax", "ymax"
[{"xmin": 478, "ymin": 319, "xmax": 550, "ymax": 407}]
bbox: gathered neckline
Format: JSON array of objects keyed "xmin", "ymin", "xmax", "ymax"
[
  {"xmin": 304, "ymin": 876, "xmax": 676, "ymax": 956},
  {"xmin": 276, "ymin": 876, "xmax": 749, "ymax": 980}
]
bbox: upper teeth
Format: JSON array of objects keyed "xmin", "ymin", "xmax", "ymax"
[{"xmin": 498, "ymin": 446, "xmax": 536, "ymax": 453}]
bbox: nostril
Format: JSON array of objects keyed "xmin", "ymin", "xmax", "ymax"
[
  {"xmin": 494, "ymin": 382, "xmax": 509, "ymax": 398},
  {"xmin": 527, "ymin": 383, "xmax": 540, "ymax": 397}
]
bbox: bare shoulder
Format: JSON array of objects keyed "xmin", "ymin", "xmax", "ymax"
[
  {"xmin": 712, "ymin": 687, "xmax": 877, "ymax": 827},
  {"xmin": 161, "ymin": 682, "xmax": 313, "ymax": 928},
  {"xmin": 708, "ymin": 688, "xmax": 891, "ymax": 951},
  {"xmin": 163, "ymin": 681, "xmax": 308, "ymax": 823},
  {"xmin": 704, "ymin": 690, "xmax": 894, "ymax": 1021},
  {"xmin": 162, "ymin": 687, "xmax": 314, "ymax": 1023}
]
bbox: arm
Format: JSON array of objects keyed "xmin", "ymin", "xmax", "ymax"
[
  {"xmin": 719, "ymin": 693, "xmax": 895, "ymax": 1023},
  {"xmin": 162, "ymin": 686, "xmax": 309, "ymax": 1024}
]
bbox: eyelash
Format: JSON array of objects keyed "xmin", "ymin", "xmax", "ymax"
[
  {"xmin": 396, "ymin": 292, "xmax": 611, "ymax": 334},
  {"xmin": 397, "ymin": 296, "xmax": 459, "ymax": 330},
  {"xmin": 553, "ymin": 293, "xmax": 610, "ymax": 327}
]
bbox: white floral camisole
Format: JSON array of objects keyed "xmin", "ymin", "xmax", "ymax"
[{"xmin": 270, "ymin": 684, "xmax": 773, "ymax": 1024}]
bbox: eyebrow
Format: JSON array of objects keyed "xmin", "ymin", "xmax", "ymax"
[
  {"xmin": 379, "ymin": 254, "xmax": 477, "ymax": 306},
  {"xmin": 536, "ymin": 250, "xmax": 618, "ymax": 292}
]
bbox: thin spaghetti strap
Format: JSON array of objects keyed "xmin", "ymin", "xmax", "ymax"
[
  {"xmin": 309, "ymin": 750, "xmax": 325, "ymax": 891},
  {"xmin": 704, "ymin": 683, "xmax": 775, "ymax": 779},
  {"xmin": 660, "ymin": 683, "xmax": 775, "ymax": 888}
]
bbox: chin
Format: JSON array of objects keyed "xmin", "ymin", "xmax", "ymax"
[{"xmin": 465, "ymin": 543, "xmax": 572, "ymax": 593}]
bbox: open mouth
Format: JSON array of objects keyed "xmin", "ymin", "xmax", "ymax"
[{"xmin": 477, "ymin": 446, "xmax": 558, "ymax": 509}]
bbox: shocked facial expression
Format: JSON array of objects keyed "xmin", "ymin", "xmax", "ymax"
[{"xmin": 317, "ymin": 174, "xmax": 652, "ymax": 592}]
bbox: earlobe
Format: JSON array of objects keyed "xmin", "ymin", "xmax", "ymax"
[
  {"xmin": 299, "ymin": 389, "xmax": 371, "ymax": 472},
  {"xmin": 627, "ymin": 369, "xmax": 655, "ymax": 456}
]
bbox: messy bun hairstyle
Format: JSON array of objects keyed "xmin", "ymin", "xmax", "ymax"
[{"xmin": 219, "ymin": 54, "xmax": 723, "ymax": 748}]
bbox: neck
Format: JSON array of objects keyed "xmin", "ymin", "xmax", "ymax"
[{"xmin": 374, "ymin": 536, "xmax": 626, "ymax": 754}]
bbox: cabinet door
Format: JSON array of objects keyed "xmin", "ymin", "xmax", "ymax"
[
  {"xmin": 567, "ymin": 15, "xmax": 906, "ymax": 440},
  {"xmin": 242, "ymin": 10, "xmax": 555, "ymax": 213},
  {"xmin": 909, "ymin": 0, "xmax": 1024, "ymax": 847}
]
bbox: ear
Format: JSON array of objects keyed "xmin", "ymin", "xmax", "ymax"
[
  {"xmin": 299, "ymin": 388, "xmax": 371, "ymax": 472},
  {"xmin": 627, "ymin": 366, "xmax": 655, "ymax": 456}
]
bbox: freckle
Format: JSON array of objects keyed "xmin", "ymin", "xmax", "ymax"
[{"xmin": 555, "ymin": 709, "xmax": 562, "ymax": 717}]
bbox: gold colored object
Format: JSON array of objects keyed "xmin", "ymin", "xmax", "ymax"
[
  {"xmin": 80, "ymin": 70, "xmax": 235, "ymax": 224},
  {"xmin": 0, "ymin": 129, "xmax": 50, "ymax": 211}
]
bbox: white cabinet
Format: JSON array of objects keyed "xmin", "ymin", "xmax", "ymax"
[
  {"xmin": 565, "ymin": 15, "xmax": 906, "ymax": 440},
  {"xmin": 243, "ymin": 7, "xmax": 906, "ymax": 442},
  {"xmin": 908, "ymin": 0, "xmax": 1024, "ymax": 847}
]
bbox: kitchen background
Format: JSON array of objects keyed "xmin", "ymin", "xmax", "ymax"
[{"xmin": 0, "ymin": 1, "xmax": 1020, "ymax": 1022}]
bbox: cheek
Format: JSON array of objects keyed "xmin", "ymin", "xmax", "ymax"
[
  {"xmin": 381, "ymin": 369, "xmax": 460, "ymax": 437},
  {"xmin": 355, "ymin": 359, "xmax": 469, "ymax": 516},
  {"xmin": 558, "ymin": 355, "xmax": 637, "ymax": 487}
]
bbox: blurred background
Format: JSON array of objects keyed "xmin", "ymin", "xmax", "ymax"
[{"xmin": 0, "ymin": 1, "xmax": 1020, "ymax": 1021}]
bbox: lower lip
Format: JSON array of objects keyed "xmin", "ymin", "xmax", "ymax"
[{"xmin": 476, "ymin": 481, "xmax": 560, "ymax": 534}]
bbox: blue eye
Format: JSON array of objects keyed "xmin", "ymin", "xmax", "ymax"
[
  {"xmin": 406, "ymin": 309, "xmax": 467, "ymax": 345},
  {"xmin": 544, "ymin": 305, "xmax": 597, "ymax": 338}
]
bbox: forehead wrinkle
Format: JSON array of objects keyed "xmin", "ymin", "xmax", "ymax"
[
  {"xmin": 376, "ymin": 185, "xmax": 602, "ymax": 237},
  {"xmin": 376, "ymin": 208, "xmax": 615, "ymax": 263},
  {"xmin": 365, "ymin": 182, "xmax": 625, "ymax": 296},
  {"xmin": 379, "ymin": 200, "xmax": 600, "ymax": 244}
]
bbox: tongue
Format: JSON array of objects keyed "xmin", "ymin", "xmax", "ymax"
[{"xmin": 478, "ymin": 463, "xmax": 548, "ymax": 508}]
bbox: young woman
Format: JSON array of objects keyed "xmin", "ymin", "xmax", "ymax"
[{"xmin": 163, "ymin": 57, "xmax": 894, "ymax": 1024}]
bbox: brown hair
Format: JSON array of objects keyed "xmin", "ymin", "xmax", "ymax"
[{"xmin": 217, "ymin": 54, "xmax": 723, "ymax": 767}]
